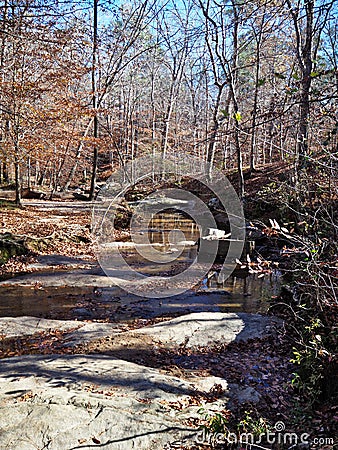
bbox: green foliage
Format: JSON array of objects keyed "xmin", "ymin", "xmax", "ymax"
[
  {"xmin": 290, "ymin": 319, "xmax": 325, "ymax": 401},
  {"xmin": 288, "ymin": 240, "xmax": 338, "ymax": 406},
  {"xmin": 199, "ymin": 408, "xmax": 230, "ymax": 435},
  {"xmin": 198, "ymin": 408, "xmax": 272, "ymax": 445},
  {"xmin": 238, "ymin": 411, "xmax": 271, "ymax": 437},
  {"xmin": 220, "ymin": 109, "xmax": 229, "ymax": 117},
  {"xmin": 0, "ymin": 200, "xmax": 17, "ymax": 210},
  {"xmin": 290, "ymin": 314, "xmax": 337, "ymax": 404},
  {"xmin": 286, "ymin": 86, "xmax": 299, "ymax": 95},
  {"xmin": 253, "ymin": 171, "xmax": 338, "ymax": 415},
  {"xmin": 234, "ymin": 112, "xmax": 242, "ymax": 122},
  {"xmin": 274, "ymin": 71, "xmax": 286, "ymax": 79}
]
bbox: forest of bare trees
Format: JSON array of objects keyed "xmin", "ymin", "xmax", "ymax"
[
  {"xmin": 0, "ymin": 2, "xmax": 337, "ymax": 441},
  {"xmin": 0, "ymin": 0, "xmax": 337, "ymax": 203}
]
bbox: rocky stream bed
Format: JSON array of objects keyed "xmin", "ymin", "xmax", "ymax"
[{"xmin": 0, "ymin": 200, "xmax": 297, "ymax": 449}]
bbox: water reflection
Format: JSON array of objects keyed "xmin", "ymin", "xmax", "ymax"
[
  {"xmin": 142, "ymin": 212, "xmax": 200, "ymax": 250},
  {"xmin": 0, "ymin": 285, "xmax": 91, "ymax": 318},
  {"xmin": 0, "ymin": 212, "xmax": 282, "ymax": 318},
  {"xmin": 199, "ymin": 270, "xmax": 282, "ymax": 313}
]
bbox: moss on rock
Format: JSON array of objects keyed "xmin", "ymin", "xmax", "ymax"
[{"xmin": 0, "ymin": 233, "xmax": 28, "ymax": 264}]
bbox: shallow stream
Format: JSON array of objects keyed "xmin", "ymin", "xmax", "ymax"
[{"xmin": 0, "ymin": 212, "xmax": 282, "ymax": 320}]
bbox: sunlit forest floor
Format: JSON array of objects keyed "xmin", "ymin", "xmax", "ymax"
[{"xmin": 0, "ymin": 161, "xmax": 337, "ymax": 448}]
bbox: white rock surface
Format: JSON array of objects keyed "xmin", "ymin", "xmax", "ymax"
[
  {"xmin": 0, "ymin": 312, "xmax": 279, "ymax": 449},
  {"xmin": 0, "ymin": 316, "xmax": 82, "ymax": 338},
  {"xmin": 0, "ymin": 354, "xmax": 227, "ymax": 450},
  {"xmin": 134, "ymin": 312, "xmax": 280, "ymax": 347}
]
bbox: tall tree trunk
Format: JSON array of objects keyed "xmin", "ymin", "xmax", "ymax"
[
  {"xmin": 27, "ymin": 156, "xmax": 31, "ymax": 191},
  {"xmin": 161, "ymin": 82, "xmax": 175, "ymax": 165},
  {"xmin": 14, "ymin": 158, "xmax": 21, "ymax": 206},
  {"xmin": 62, "ymin": 118, "xmax": 95, "ymax": 192},
  {"xmin": 298, "ymin": 0, "xmax": 314, "ymax": 169},
  {"xmin": 287, "ymin": 0, "xmax": 315, "ymax": 171},
  {"xmin": 206, "ymin": 84, "xmax": 224, "ymax": 174},
  {"xmin": 231, "ymin": 0, "xmax": 244, "ymax": 199},
  {"xmin": 150, "ymin": 68, "xmax": 156, "ymax": 181},
  {"xmin": 89, "ymin": 0, "xmax": 98, "ymax": 201},
  {"xmin": 2, "ymin": 161, "xmax": 9, "ymax": 183},
  {"xmin": 0, "ymin": 0, "xmax": 8, "ymax": 185},
  {"xmin": 232, "ymin": 98, "xmax": 245, "ymax": 199},
  {"xmin": 250, "ymin": 10, "xmax": 266, "ymax": 172}
]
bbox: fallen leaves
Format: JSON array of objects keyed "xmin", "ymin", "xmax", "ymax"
[
  {"xmin": 0, "ymin": 328, "xmax": 79, "ymax": 359},
  {"xmin": 160, "ymin": 396, "xmax": 203, "ymax": 411},
  {"xmin": 82, "ymin": 384, "xmax": 118, "ymax": 398},
  {"xmin": 18, "ymin": 391, "xmax": 35, "ymax": 402},
  {"xmin": 0, "ymin": 205, "xmax": 94, "ymax": 263},
  {"xmin": 0, "ymin": 254, "xmax": 38, "ymax": 278}
]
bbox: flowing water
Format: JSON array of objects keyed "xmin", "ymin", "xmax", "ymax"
[{"xmin": 0, "ymin": 211, "xmax": 282, "ymax": 319}]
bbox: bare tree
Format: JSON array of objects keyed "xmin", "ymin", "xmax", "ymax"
[
  {"xmin": 286, "ymin": 0, "xmax": 336, "ymax": 171},
  {"xmin": 198, "ymin": 0, "xmax": 245, "ymax": 197}
]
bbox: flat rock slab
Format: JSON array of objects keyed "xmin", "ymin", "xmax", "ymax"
[
  {"xmin": 0, "ymin": 312, "xmax": 282, "ymax": 349},
  {"xmin": 26, "ymin": 254, "xmax": 96, "ymax": 271},
  {"xmin": 0, "ymin": 316, "xmax": 82, "ymax": 339},
  {"xmin": 22, "ymin": 199, "xmax": 93, "ymax": 211},
  {"xmin": 134, "ymin": 312, "xmax": 281, "ymax": 348},
  {"xmin": 0, "ymin": 313, "xmax": 274, "ymax": 448},
  {"xmin": 0, "ymin": 267, "xmax": 118, "ymax": 288},
  {"xmin": 65, "ymin": 322, "xmax": 123, "ymax": 346},
  {"xmin": 0, "ymin": 316, "xmax": 122, "ymax": 345},
  {"xmin": 0, "ymin": 354, "xmax": 227, "ymax": 449}
]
